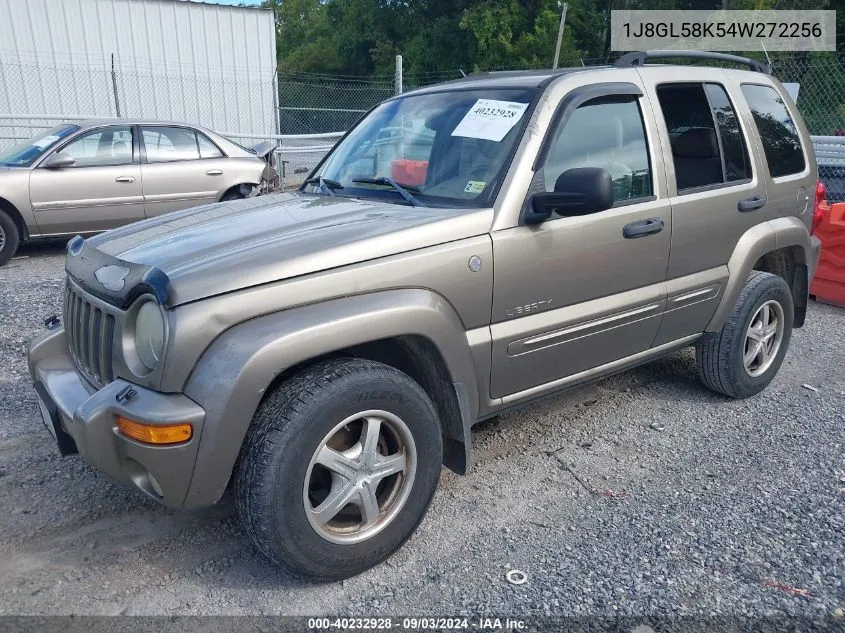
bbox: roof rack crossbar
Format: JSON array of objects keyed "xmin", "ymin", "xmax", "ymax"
[{"xmin": 614, "ymin": 50, "xmax": 771, "ymax": 75}]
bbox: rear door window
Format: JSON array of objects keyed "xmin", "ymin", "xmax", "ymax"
[
  {"xmin": 704, "ymin": 84, "xmax": 751, "ymax": 183},
  {"xmin": 197, "ymin": 132, "xmax": 224, "ymax": 158},
  {"xmin": 740, "ymin": 84, "xmax": 805, "ymax": 178},
  {"xmin": 142, "ymin": 126, "xmax": 200, "ymax": 163},
  {"xmin": 656, "ymin": 82, "xmax": 751, "ymax": 192}
]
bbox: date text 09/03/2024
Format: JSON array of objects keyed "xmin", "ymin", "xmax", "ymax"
[{"xmin": 306, "ymin": 617, "xmax": 528, "ymax": 630}]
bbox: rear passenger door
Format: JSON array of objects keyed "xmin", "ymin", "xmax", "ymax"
[
  {"xmin": 140, "ymin": 126, "xmax": 228, "ymax": 217},
  {"xmin": 639, "ymin": 68, "xmax": 768, "ymax": 345},
  {"xmin": 739, "ymin": 83, "xmax": 813, "ymax": 224}
]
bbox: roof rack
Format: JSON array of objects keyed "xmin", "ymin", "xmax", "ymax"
[{"xmin": 614, "ymin": 50, "xmax": 771, "ymax": 75}]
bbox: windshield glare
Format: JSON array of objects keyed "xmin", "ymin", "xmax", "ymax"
[
  {"xmin": 0, "ymin": 124, "xmax": 80, "ymax": 167},
  {"xmin": 312, "ymin": 88, "xmax": 536, "ymax": 207}
]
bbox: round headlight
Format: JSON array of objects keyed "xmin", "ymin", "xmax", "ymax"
[{"xmin": 135, "ymin": 301, "xmax": 166, "ymax": 370}]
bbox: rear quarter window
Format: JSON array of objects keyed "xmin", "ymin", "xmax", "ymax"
[{"xmin": 740, "ymin": 84, "xmax": 805, "ymax": 178}]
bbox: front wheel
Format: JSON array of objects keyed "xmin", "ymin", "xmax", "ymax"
[
  {"xmin": 235, "ymin": 358, "xmax": 443, "ymax": 581},
  {"xmin": 0, "ymin": 210, "xmax": 21, "ymax": 267},
  {"xmin": 696, "ymin": 271, "xmax": 794, "ymax": 398},
  {"xmin": 221, "ymin": 185, "xmax": 251, "ymax": 202}
]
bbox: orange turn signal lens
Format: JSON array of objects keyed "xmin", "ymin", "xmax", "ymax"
[{"xmin": 116, "ymin": 416, "xmax": 192, "ymax": 445}]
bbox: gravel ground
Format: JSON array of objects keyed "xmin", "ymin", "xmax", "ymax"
[{"xmin": 0, "ymin": 241, "xmax": 843, "ymax": 624}]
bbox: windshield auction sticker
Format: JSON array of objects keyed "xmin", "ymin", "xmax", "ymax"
[
  {"xmin": 452, "ymin": 99, "xmax": 530, "ymax": 142},
  {"xmin": 611, "ymin": 10, "xmax": 835, "ymax": 52},
  {"xmin": 33, "ymin": 135, "xmax": 60, "ymax": 149}
]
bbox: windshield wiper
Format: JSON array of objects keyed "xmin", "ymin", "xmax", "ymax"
[
  {"xmin": 352, "ymin": 177, "xmax": 427, "ymax": 207},
  {"xmin": 304, "ymin": 176, "xmax": 343, "ymax": 196}
]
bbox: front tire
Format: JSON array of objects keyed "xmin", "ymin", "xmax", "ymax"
[
  {"xmin": 696, "ymin": 271, "xmax": 793, "ymax": 398},
  {"xmin": 235, "ymin": 358, "xmax": 442, "ymax": 581},
  {"xmin": 221, "ymin": 185, "xmax": 250, "ymax": 202},
  {"xmin": 0, "ymin": 210, "xmax": 20, "ymax": 267}
]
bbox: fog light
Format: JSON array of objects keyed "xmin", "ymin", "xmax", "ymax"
[{"xmin": 116, "ymin": 416, "xmax": 192, "ymax": 445}]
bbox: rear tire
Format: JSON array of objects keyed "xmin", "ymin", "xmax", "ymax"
[
  {"xmin": 0, "ymin": 210, "xmax": 20, "ymax": 267},
  {"xmin": 696, "ymin": 271, "xmax": 793, "ymax": 398},
  {"xmin": 235, "ymin": 358, "xmax": 443, "ymax": 581}
]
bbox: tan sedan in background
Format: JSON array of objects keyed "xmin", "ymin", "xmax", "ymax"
[{"xmin": 0, "ymin": 120, "xmax": 277, "ymax": 265}]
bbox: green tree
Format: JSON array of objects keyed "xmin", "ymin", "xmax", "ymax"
[
  {"xmin": 262, "ymin": 0, "xmax": 343, "ymax": 72},
  {"xmin": 266, "ymin": 0, "xmax": 844, "ymax": 77}
]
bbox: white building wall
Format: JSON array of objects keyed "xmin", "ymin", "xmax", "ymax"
[{"xmin": 0, "ymin": 0, "xmax": 277, "ymax": 138}]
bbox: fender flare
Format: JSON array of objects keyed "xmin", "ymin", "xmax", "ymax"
[
  {"xmin": 706, "ymin": 218, "xmax": 814, "ymax": 332},
  {"xmin": 181, "ymin": 288, "xmax": 479, "ymax": 508}
]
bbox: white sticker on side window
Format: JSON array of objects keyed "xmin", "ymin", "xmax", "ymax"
[
  {"xmin": 451, "ymin": 99, "xmax": 529, "ymax": 142},
  {"xmin": 33, "ymin": 135, "xmax": 60, "ymax": 149}
]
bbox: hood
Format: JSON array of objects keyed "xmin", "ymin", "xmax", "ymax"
[
  {"xmin": 86, "ymin": 191, "xmax": 492, "ymax": 306},
  {"xmin": 249, "ymin": 140, "xmax": 277, "ymax": 159}
]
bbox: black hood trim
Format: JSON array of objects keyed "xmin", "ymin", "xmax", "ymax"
[{"xmin": 65, "ymin": 236, "xmax": 171, "ymax": 309}]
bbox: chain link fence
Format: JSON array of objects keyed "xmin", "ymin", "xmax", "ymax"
[
  {"xmin": 276, "ymin": 72, "xmax": 390, "ymax": 180},
  {"xmin": 769, "ymin": 54, "xmax": 845, "ymax": 200},
  {"xmin": 276, "ymin": 69, "xmax": 468, "ymax": 180},
  {"xmin": 0, "ymin": 57, "xmax": 115, "ymax": 150},
  {"xmin": 279, "ymin": 54, "xmax": 845, "ymax": 137},
  {"xmin": 3, "ymin": 51, "xmax": 843, "ymax": 197},
  {"xmin": 112, "ymin": 66, "xmax": 277, "ymax": 137},
  {"xmin": 0, "ymin": 53, "xmax": 277, "ymax": 152},
  {"xmin": 277, "ymin": 69, "xmax": 467, "ymax": 135},
  {"xmin": 279, "ymin": 53, "xmax": 845, "ymax": 195}
]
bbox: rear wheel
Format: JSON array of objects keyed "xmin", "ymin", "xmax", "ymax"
[
  {"xmin": 696, "ymin": 271, "xmax": 793, "ymax": 398},
  {"xmin": 0, "ymin": 210, "xmax": 20, "ymax": 267},
  {"xmin": 235, "ymin": 358, "xmax": 442, "ymax": 580}
]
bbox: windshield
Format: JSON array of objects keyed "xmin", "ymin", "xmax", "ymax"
[
  {"xmin": 0, "ymin": 124, "xmax": 80, "ymax": 167},
  {"xmin": 309, "ymin": 88, "xmax": 537, "ymax": 207}
]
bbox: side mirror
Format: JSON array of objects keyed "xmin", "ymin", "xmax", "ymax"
[
  {"xmin": 43, "ymin": 153, "xmax": 75, "ymax": 169},
  {"xmin": 525, "ymin": 167, "xmax": 614, "ymax": 224}
]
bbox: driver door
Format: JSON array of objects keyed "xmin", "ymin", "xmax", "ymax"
[
  {"xmin": 29, "ymin": 125, "xmax": 144, "ymax": 235},
  {"xmin": 490, "ymin": 88, "xmax": 672, "ymax": 398}
]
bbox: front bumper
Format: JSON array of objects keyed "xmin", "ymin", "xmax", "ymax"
[{"xmin": 27, "ymin": 326, "xmax": 205, "ymax": 507}]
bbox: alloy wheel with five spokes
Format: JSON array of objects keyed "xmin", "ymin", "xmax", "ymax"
[
  {"xmin": 304, "ymin": 410, "xmax": 417, "ymax": 544},
  {"xmin": 696, "ymin": 271, "xmax": 794, "ymax": 399},
  {"xmin": 743, "ymin": 299, "xmax": 785, "ymax": 377},
  {"xmin": 235, "ymin": 358, "xmax": 442, "ymax": 580}
]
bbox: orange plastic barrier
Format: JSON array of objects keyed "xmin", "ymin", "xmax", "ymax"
[
  {"xmin": 810, "ymin": 201, "xmax": 845, "ymax": 308},
  {"xmin": 391, "ymin": 159, "xmax": 428, "ymax": 187}
]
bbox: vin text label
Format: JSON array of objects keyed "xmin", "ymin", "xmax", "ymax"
[{"xmin": 611, "ymin": 10, "xmax": 836, "ymax": 52}]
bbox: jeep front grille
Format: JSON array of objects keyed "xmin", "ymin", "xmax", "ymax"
[{"xmin": 64, "ymin": 282, "xmax": 116, "ymax": 386}]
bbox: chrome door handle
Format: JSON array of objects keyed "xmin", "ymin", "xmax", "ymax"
[
  {"xmin": 115, "ymin": 176, "xmax": 135, "ymax": 183},
  {"xmin": 206, "ymin": 169, "xmax": 223, "ymax": 176}
]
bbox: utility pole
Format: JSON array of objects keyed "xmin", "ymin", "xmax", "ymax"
[
  {"xmin": 111, "ymin": 53, "xmax": 122, "ymax": 117},
  {"xmin": 552, "ymin": 2, "xmax": 568, "ymax": 69}
]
